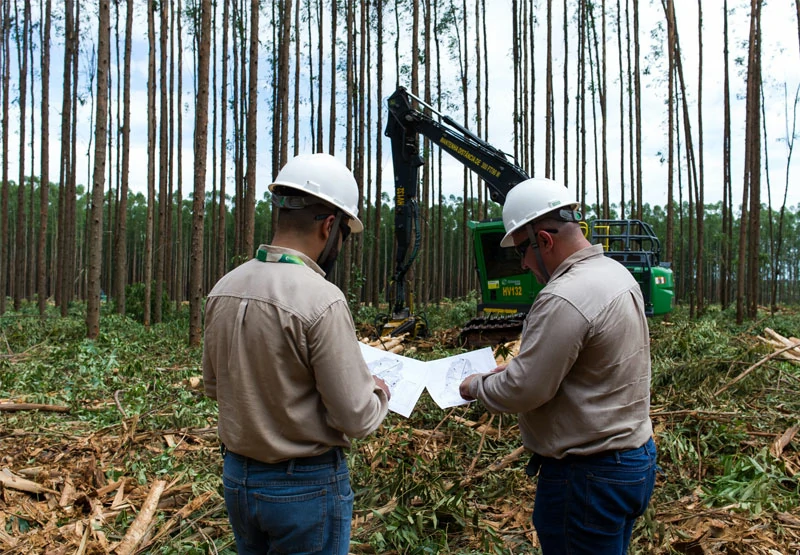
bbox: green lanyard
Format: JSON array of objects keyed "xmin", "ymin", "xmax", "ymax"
[{"xmin": 256, "ymin": 247, "xmax": 306, "ymax": 266}]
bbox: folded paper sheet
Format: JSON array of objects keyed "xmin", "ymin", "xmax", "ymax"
[{"xmin": 360, "ymin": 344, "xmax": 497, "ymax": 416}]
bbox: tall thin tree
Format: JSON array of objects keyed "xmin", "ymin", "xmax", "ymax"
[
  {"xmin": 114, "ymin": 0, "xmax": 133, "ymax": 315},
  {"xmin": 37, "ymin": 0, "xmax": 51, "ymax": 316},
  {"xmin": 87, "ymin": 0, "xmax": 111, "ymax": 338},
  {"xmin": 189, "ymin": 0, "xmax": 212, "ymax": 346},
  {"xmin": 13, "ymin": 0, "xmax": 30, "ymax": 310}
]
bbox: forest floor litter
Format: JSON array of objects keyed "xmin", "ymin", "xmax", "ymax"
[{"xmin": 1, "ymin": 306, "xmax": 799, "ymax": 553}]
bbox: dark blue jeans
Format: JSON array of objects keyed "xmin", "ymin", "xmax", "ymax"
[
  {"xmin": 222, "ymin": 448, "xmax": 353, "ymax": 555},
  {"xmin": 530, "ymin": 437, "xmax": 657, "ymax": 554}
]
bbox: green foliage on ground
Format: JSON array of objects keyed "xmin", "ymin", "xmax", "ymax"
[{"xmin": 0, "ymin": 301, "xmax": 798, "ymax": 552}]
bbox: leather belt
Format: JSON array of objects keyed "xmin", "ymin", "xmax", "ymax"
[{"xmin": 222, "ymin": 444, "xmax": 342, "ymax": 467}]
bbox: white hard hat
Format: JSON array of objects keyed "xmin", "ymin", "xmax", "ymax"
[
  {"xmin": 500, "ymin": 178, "xmax": 580, "ymax": 247},
  {"xmin": 269, "ymin": 153, "xmax": 364, "ymax": 233}
]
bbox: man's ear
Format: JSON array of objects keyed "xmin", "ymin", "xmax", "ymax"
[
  {"xmin": 538, "ymin": 230, "xmax": 552, "ymax": 250},
  {"xmin": 318, "ymin": 214, "xmax": 335, "ymax": 241}
]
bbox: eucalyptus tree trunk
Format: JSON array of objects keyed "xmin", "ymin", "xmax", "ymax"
[
  {"xmin": 696, "ymin": 0, "xmax": 705, "ymax": 315},
  {"xmin": 14, "ymin": 0, "xmax": 30, "ymax": 311},
  {"xmin": 328, "ymin": 0, "xmax": 337, "ymax": 155},
  {"xmin": 434, "ymin": 0, "xmax": 443, "ymax": 304},
  {"xmin": 771, "ymin": 85, "xmax": 798, "ymax": 310},
  {"xmin": 599, "ymin": 0, "xmax": 608, "ymax": 217},
  {"xmin": 0, "ymin": 0, "xmax": 9, "ymax": 315},
  {"xmin": 114, "ymin": 0, "xmax": 133, "ymax": 315},
  {"xmin": 422, "ymin": 0, "xmax": 433, "ymax": 302},
  {"xmin": 745, "ymin": 0, "xmax": 762, "ymax": 319},
  {"xmin": 563, "ymin": 0, "xmax": 569, "ymax": 191},
  {"xmin": 355, "ymin": 0, "xmax": 367, "ymax": 298},
  {"xmin": 243, "ymin": 0, "xmax": 259, "ymax": 259},
  {"xmin": 175, "ymin": 0, "xmax": 184, "ymax": 302},
  {"xmin": 633, "ymin": 0, "xmax": 642, "ymax": 219},
  {"xmin": 26, "ymin": 15, "xmax": 34, "ymax": 303},
  {"xmin": 409, "ymin": 0, "xmax": 419, "ymax": 302},
  {"xmin": 372, "ymin": 0, "xmax": 384, "ymax": 307},
  {"xmin": 316, "ymin": 0, "xmax": 324, "ymax": 152},
  {"xmin": 293, "ymin": 0, "xmax": 300, "ymax": 157},
  {"xmin": 155, "ymin": 0, "xmax": 170, "ymax": 323},
  {"xmin": 57, "ymin": 0, "xmax": 75, "ymax": 316},
  {"xmin": 342, "ymin": 0, "xmax": 354, "ymax": 291},
  {"xmin": 459, "ymin": 0, "xmax": 469, "ymax": 296},
  {"xmin": 512, "ymin": 0, "xmax": 519, "ymax": 162},
  {"xmin": 216, "ymin": 0, "xmax": 229, "ymax": 283},
  {"xmin": 625, "ymin": 0, "xmax": 635, "ymax": 215},
  {"xmin": 87, "ymin": 0, "xmax": 110, "ymax": 339},
  {"xmin": 38, "ymin": 0, "xmax": 51, "ymax": 316},
  {"xmin": 189, "ymin": 0, "xmax": 212, "ymax": 347},
  {"xmin": 167, "ymin": 0, "xmax": 175, "ymax": 299},
  {"xmin": 211, "ymin": 2, "xmax": 217, "ymax": 291},
  {"xmin": 144, "ymin": 0, "xmax": 156, "ymax": 327},
  {"xmin": 665, "ymin": 0, "xmax": 675, "ymax": 275},
  {"xmin": 276, "ymin": 0, "xmax": 288, "ymax": 168},
  {"xmin": 545, "ymin": 0, "xmax": 553, "ymax": 178},
  {"xmin": 721, "ymin": 0, "xmax": 732, "ymax": 310},
  {"xmin": 364, "ymin": 0, "xmax": 373, "ymax": 305},
  {"xmin": 665, "ymin": 0, "xmax": 700, "ymax": 315},
  {"xmin": 231, "ymin": 1, "xmax": 241, "ymax": 258},
  {"xmin": 578, "ymin": 0, "xmax": 586, "ymax": 212},
  {"xmin": 474, "ymin": 0, "xmax": 482, "ymax": 221},
  {"xmin": 737, "ymin": 0, "xmax": 762, "ymax": 322},
  {"xmin": 68, "ymin": 2, "xmax": 79, "ymax": 305},
  {"xmin": 616, "ymin": 0, "xmax": 625, "ymax": 217}
]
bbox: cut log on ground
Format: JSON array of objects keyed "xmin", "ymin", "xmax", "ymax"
[{"xmin": 0, "ymin": 402, "xmax": 70, "ymax": 412}]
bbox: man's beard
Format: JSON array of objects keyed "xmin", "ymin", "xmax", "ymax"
[{"xmin": 318, "ymin": 244, "xmax": 341, "ymax": 278}]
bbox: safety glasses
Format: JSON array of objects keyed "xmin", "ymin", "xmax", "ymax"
[
  {"xmin": 315, "ymin": 213, "xmax": 351, "ymax": 242},
  {"xmin": 515, "ymin": 228, "xmax": 559, "ymax": 258},
  {"xmin": 515, "ymin": 238, "xmax": 532, "ymax": 259}
]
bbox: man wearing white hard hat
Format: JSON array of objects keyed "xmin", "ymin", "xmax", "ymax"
[
  {"xmin": 460, "ymin": 177, "xmax": 657, "ymax": 554},
  {"xmin": 203, "ymin": 153, "xmax": 390, "ymax": 554}
]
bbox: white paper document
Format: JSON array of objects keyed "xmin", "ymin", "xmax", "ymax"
[
  {"xmin": 424, "ymin": 347, "xmax": 497, "ymax": 409},
  {"xmin": 359, "ymin": 343, "xmax": 427, "ymax": 418}
]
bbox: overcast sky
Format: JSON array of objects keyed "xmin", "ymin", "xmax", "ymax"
[{"xmin": 4, "ymin": 0, "xmax": 800, "ymax": 215}]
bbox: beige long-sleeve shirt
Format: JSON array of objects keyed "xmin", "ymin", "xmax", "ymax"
[
  {"xmin": 203, "ymin": 245, "xmax": 388, "ymax": 464},
  {"xmin": 468, "ymin": 244, "xmax": 653, "ymax": 459}
]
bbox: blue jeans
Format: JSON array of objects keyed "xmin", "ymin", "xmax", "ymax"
[
  {"xmin": 530, "ymin": 437, "xmax": 657, "ymax": 554},
  {"xmin": 222, "ymin": 448, "xmax": 354, "ymax": 555}
]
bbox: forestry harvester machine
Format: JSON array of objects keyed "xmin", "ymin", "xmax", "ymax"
[{"xmin": 377, "ymin": 87, "xmax": 674, "ymax": 346}]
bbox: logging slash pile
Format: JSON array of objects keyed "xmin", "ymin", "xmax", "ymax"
[{"xmin": 0, "ymin": 306, "xmax": 799, "ymax": 553}]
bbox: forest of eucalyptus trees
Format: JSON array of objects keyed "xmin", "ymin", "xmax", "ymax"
[{"xmin": 0, "ymin": 0, "xmax": 799, "ymax": 343}]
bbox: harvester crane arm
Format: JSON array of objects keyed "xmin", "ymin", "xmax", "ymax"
[{"xmin": 381, "ymin": 86, "xmax": 529, "ymax": 336}]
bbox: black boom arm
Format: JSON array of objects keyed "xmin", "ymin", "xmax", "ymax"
[{"xmin": 384, "ymin": 87, "xmax": 529, "ymax": 316}]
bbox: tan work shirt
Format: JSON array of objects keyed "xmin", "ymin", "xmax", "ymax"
[
  {"xmin": 203, "ymin": 245, "xmax": 388, "ymax": 463},
  {"xmin": 468, "ymin": 244, "xmax": 653, "ymax": 459}
]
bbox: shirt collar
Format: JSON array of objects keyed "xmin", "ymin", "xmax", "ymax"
[{"xmin": 256, "ymin": 244, "xmax": 326, "ymax": 277}]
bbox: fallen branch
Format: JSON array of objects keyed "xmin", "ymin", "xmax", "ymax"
[
  {"xmin": 144, "ymin": 490, "xmax": 214, "ymax": 547},
  {"xmin": 0, "ymin": 468, "xmax": 57, "ymax": 494},
  {"xmin": 771, "ymin": 425, "xmax": 799, "ymax": 459},
  {"xmin": 114, "ymin": 479, "xmax": 166, "ymax": 555},
  {"xmin": 715, "ymin": 343, "xmax": 800, "ymax": 395},
  {"xmin": 0, "ymin": 402, "xmax": 70, "ymax": 413},
  {"xmin": 460, "ymin": 445, "xmax": 527, "ymax": 486},
  {"xmin": 465, "ymin": 415, "xmax": 495, "ymax": 476}
]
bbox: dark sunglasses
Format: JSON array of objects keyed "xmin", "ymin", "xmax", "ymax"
[
  {"xmin": 515, "ymin": 238, "xmax": 532, "ymax": 258},
  {"xmin": 514, "ymin": 228, "xmax": 559, "ymax": 258},
  {"xmin": 315, "ymin": 213, "xmax": 351, "ymax": 242}
]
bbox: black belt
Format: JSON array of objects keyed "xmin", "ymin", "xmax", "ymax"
[
  {"xmin": 221, "ymin": 444, "xmax": 342, "ymax": 467},
  {"xmin": 526, "ymin": 443, "xmax": 649, "ymax": 477}
]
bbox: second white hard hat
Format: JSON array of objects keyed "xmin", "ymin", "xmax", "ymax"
[
  {"xmin": 269, "ymin": 153, "xmax": 364, "ymax": 233},
  {"xmin": 500, "ymin": 178, "xmax": 579, "ymax": 247}
]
